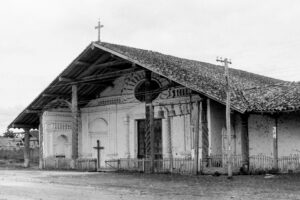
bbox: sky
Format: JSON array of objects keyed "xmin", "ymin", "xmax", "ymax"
[{"xmin": 0, "ymin": 0, "xmax": 300, "ymax": 133}]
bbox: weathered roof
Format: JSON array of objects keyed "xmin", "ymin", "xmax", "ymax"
[
  {"xmin": 8, "ymin": 41, "xmax": 300, "ymax": 129},
  {"xmin": 97, "ymin": 42, "xmax": 300, "ymax": 112}
]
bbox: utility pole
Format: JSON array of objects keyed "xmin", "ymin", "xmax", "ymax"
[{"xmin": 216, "ymin": 57, "xmax": 233, "ymax": 178}]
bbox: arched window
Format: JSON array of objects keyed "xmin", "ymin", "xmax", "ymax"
[{"xmin": 88, "ymin": 118, "xmax": 108, "ymax": 134}]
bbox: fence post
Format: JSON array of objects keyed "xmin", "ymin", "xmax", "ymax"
[{"xmin": 117, "ymin": 159, "xmax": 121, "ymax": 170}]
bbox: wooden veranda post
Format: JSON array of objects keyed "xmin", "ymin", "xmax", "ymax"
[
  {"xmin": 38, "ymin": 114, "xmax": 44, "ymax": 169},
  {"xmin": 144, "ymin": 71, "xmax": 155, "ymax": 173},
  {"xmin": 24, "ymin": 128, "xmax": 30, "ymax": 168},
  {"xmin": 163, "ymin": 107, "xmax": 173, "ymax": 172},
  {"xmin": 72, "ymin": 84, "xmax": 79, "ymax": 159},
  {"xmin": 201, "ymin": 99, "xmax": 209, "ymax": 168},
  {"xmin": 273, "ymin": 115, "xmax": 279, "ymax": 171},
  {"xmin": 123, "ymin": 115, "xmax": 130, "ymax": 158},
  {"xmin": 193, "ymin": 100, "xmax": 200, "ymax": 175},
  {"xmin": 241, "ymin": 114, "xmax": 249, "ymax": 173}
]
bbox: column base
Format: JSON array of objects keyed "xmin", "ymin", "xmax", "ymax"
[
  {"xmin": 24, "ymin": 159, "xmax": 30, "ymax": 168},
  {"xmin": 39, "ymin": 160, "xmax": 44, "ymax": 169}
]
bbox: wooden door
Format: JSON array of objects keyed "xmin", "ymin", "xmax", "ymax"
[{"xmin": 137, "ymin": 119, "xmax": 162, "ymax": 159}]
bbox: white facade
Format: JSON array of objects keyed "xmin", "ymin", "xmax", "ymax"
[{"xmin": 41, "ymin": 71, "xmax": 300, "ymax": 170}]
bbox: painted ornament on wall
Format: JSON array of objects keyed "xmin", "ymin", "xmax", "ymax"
[{"xmin": 121, "ymin": 71, "xmax": 170, "ymax": 103}]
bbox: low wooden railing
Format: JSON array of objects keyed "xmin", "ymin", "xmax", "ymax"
[
  {"xmin": 43, "ymin": 154, "xmax": 300, "ymax": 174},
  {"xmin": 105, "ymin": 158, "xmax": 197, "ymax": 174},
  {"xmin": 206, "ymin": 154, "xmax": 243, "ymax": 169},
  {"xmin": 43, "ymin": 157, "xmax": 97, "ymax": 171},
  {"xmin": 279, "ymin": 154, "xmax": 300, "ymax": 172},
  {"xmin": 105, "ymin": 154, "xmax": 300, "ymax": 174}
]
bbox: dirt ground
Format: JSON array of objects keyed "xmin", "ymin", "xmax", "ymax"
[{"xmin": 0, "ymin": 169, "xmax": 300, "ymax": 200}]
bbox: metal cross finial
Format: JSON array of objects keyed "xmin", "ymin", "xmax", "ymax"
[
  {"xmin": 216, "ymin": 57, "xmax": 232, "ymax": 65},
  {"xmin": 95, "ymin": 19, "xmax": 104, "ymax": 42}
]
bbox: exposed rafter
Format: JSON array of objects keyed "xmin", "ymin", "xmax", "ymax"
[
  {"xmin": 11, "ymin": 124, "xmax": 38, "ymax": 129},
  {"xmin": 59, "ymin": 77, "xmax": 74, "ymax": 82},
  {"xmin": 42, "ymin": 93, "xmax": 92, "ymax": 99},
  {"xmin": 56, "ymin": 67, "xmax": 141, "ymax": 86},
  {"xmin": 80, "ymin": 67, "xmax": 141, "ymax": 83},
  {"xmin": 74, "ymin": 60, "xmax": 91, "ymax": 66},
  {"xmin": 78, "ymin": 60, "xmax": 129, "ymax": 78},
  {"xmin": 76, "ymin": 53, "xmax": 111, "ymax": 78},
  {"xmin": 25, "ymin": 109, "xmax": 42, "ymax": 114}
]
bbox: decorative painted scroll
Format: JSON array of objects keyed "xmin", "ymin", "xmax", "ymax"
[{"xmin": 46, "ymin": 122, "xmax": 72, "ymax": 131}]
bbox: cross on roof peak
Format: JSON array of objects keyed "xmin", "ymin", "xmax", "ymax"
[{"xmin": 95, "ymin": 19, "xmax": 104, "ymax": 42}]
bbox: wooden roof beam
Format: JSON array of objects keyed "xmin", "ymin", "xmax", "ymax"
[
  {"xmin": 81, "ymin": 82, "xmax": 108, "ymax": 87},
  {"xmin": 78, "ymin": 60, "xmax": 129, "ymax": 78},
  {"xmin": 11, "ymin": 124, "xmax": 38, "ymax": 129},
  {"xmin": 74, "ymin": 60, "xmax": 91, "ymax": 66},
  {"xmin": 80, "ymin": 67, "xmax": 141, "ymax": 83},
  {"xmin": 25, "ymin": 109, "xmax": 42, "ymax": 114},
  {"xmin": 52, "ymin": 68, "xmax": 141, "ymax": 87},
  {"xmin": 59, "ymin": 77, "xmax": 74, "ymax": 82},
  {"xmin": 42, "ymin": 93, "xmax": 91, "ymax": 99},
  {"xmin": 75, "ymin": 53, "xmax": 111, "ymax": 78}
]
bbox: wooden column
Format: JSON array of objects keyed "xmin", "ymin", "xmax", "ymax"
[
  {"xmin": 24, "ymin": 128, "xmax": 30, "ymax": 168},
  {"xmin": 144, "ymin": 71, "xmax": 155, "ymax": 173},
  {"xmin": 166, "ymin": 113, "xmax": 173, "ymax": 172},
  {"xmin": 241, "ymin": 114, "xmax": 249, "ymax": 172},
  {"xmin": 273, "ymin": 115, "xmax": 278, "ymax": 171},
  {"xmin": 193, "ymin": 100, "xmax": 200, "ymax": 175},
  {"xmin": 123, "ymin": 115, "xmax": 130, "ymax": 158},
  {"xmin": 38, "ymin": 114, "xmax": 44, "ymax": 169},
  {"xmin": 201, "ymin": 99, "xmax": 209, "ymax": 168},
  {"xmin": 72, "ymin": 84, "xmax": 79, "ymax": 159}
]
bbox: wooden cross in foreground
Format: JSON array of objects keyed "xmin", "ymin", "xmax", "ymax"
[
  {"xmin": 95, "ymin": 19, "xmax": 104, "ymax": 42},
  {"xmin": 93, "ymin": 140, "xmax": 104, "ymax": 169}
]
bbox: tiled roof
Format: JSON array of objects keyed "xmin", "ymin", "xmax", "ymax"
[
  {"xmin": 98, "ymin": 42, "xmax": 299, "ymax": 112},
  {"xmin": 8, "ymin": 41, "xmax": 300, "ymax": 129}
]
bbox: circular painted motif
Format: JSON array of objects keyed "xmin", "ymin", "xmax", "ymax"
[{"xmin": 121, "ymin": 71, "xmax": 170, "ymax": 103}]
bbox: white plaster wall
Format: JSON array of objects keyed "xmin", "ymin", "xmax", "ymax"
[
  {"xmin": 80, "ymin": 97, "xmax": 195, "ymax": 163},
  {"xmin": 207, "ymin": 100, "xmax": 242, "ymax": 156},
  {"xmin": 42, "ymin": 111, "xmax": 73, "ymax": 158},
  {"xmin": 249, "ymin": 113, "xmax": 300, "ymax": 157},
  {"xmin": 232, "ymin": 113, "xmax": 242, "ymax": 155},
  {"xmin": 80, "ymin": 103, "xmax": 145, "ymax": 166},
  {"xmin": 278, "ymin": 113, "xmax": 300, "ymax": 156},
  {"xmin": 249, "ymin": 114, "xmax": 274, "ymax": 156},
  {"xmin": 172, "ymin": 115, "xmax": 189, "ymax": 157},
  {"xmin": 80, "ymin": 106, "xmax": 110, "ymax": 166},
  {"xmin": 209, "ymin": 100, "xmax": 225, "ymax": 155}
]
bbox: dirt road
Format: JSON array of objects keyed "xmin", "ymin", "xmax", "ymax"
[{"xmin": 0, "ymin": 170, "xmax": 300, "ymax": 200}]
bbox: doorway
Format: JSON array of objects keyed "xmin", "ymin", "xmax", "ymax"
[{"xmin": 137, "ymin": 119, "xmax": 162, "ymax": 159}]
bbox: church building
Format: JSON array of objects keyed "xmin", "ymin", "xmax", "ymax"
[{"xmin": 8, "ymin": 41, "xmax": 300, "ymax": 174}]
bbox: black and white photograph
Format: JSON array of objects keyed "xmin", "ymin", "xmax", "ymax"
[{"xmin": 1, "ymin": 0, "xmax": 300, "ymax": 199}]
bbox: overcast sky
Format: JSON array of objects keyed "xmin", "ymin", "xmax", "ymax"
[{"xmin": 1, "ymin": 0, "xmax": 300, "ymax": 133}]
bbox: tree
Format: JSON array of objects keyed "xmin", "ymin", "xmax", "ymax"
[{"xmin": 2, "ymin": 130, "xmax": 23, "ymax": 138}]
